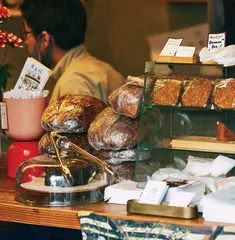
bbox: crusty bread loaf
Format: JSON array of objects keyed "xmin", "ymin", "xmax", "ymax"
[
  {"xmin": 38, "ymin": 133, "xmax": 93, "ymax": 154},
  {"xmin": 108, "ymin": 75, "xmax": 156, "ymax": 118},
  {"xmin": 152, "ymin": 78, "xmax": 182, "ymax": 106},
  {"xmin": 213, "ymin": 78, "xmax": 235, "ymax": 109},
  {"xmin": 92, "ymin": 148, "xmax": 151, "ymax": 165},
  {"xmin": 41, "ymin": 94, "xmax": 107, "ymax": 133},
  {"xmin": 181, "ymin": 78, "xmax": 214, "ymax": 107},
  {"xmin": 88, "ymin": 107, "xmax": 147, "ymax": 151}
]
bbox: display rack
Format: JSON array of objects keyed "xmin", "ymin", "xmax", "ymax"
[{"xmin": 135, "ymin": 61, "xmax": 235, "ymax": 181}]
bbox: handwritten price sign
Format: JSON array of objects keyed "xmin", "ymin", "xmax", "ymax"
[{"xmin": 208, "ymin": 32, "xmax": 226, "ymax": 51}]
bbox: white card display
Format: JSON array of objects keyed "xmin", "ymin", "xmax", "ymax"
[
  {"xmin": 207, "ymin": 32, "xmax": 226, "ymax": 51},
  {"xmin": 168, "ymin": 191, "xmax": 196, "ymax": 208},
  {"xmin": 175, "ymin": 46, "xmax": 195, "ymax": 57},
  {"xmin": 138, "ymin": 180, "xmax": 169, "ymax": 205},
  {"xmin": 14, "ymin": 57, "xmax": 52, "ymax": 92},
  {"xmin": 159, "ymin": 38, "xmax": 183, "ymax": 56}
]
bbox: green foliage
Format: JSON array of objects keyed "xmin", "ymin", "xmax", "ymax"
[{"xmin": 0, "ymin": 63, "xmax": 12, "ymax": 91}]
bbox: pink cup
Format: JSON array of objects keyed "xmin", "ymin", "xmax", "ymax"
[{"xmin": 4, "ymin": 97, "xmax": 48, "ymax": 141}]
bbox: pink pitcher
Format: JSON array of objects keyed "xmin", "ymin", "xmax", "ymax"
[{"xmin": 4, "ymin": 97, "xmax": 48, "ymax": 141}]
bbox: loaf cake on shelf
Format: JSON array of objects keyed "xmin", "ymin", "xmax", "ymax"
[
  {"xmin": 181, "ymin": 78, "xmax": 214, "ymax": 107},
  {"xmin": 152, "ymin": 78, "xmax": 183, "ymax": 106},
  {"xmin": 213, "ymin": 78, "xmax": 235, "ymax": 109}
]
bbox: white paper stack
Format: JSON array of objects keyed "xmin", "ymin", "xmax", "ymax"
[
  {"xmin": 164, "ymin": 181, "xmax": 205, "ymax": 203},
  {"xmin": 201, "ymin": 186, "xmax": 235, "ymax": 224},
  {"xmin": 104, "ymin": 180, "xmax": 143, "ymax": 205}
]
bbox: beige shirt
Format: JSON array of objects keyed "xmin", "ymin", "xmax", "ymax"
[{"xmin": 47, "ymin": 44, "xmax": 125, "ymax": 104}]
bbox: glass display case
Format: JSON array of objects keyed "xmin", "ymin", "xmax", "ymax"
[{"xmin": 135, "ymin": 61, "xmax": 235, "ymax": 182}]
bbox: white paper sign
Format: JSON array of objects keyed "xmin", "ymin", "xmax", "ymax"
[
  {"xmin": 14, "ymin": 57, "xmax": 52, "ymax": 92},
  {"xmin": 168, "ymin": 191, "xmax": 195, "ymax": 208},
  {"xmin": 159, "ymin": 38, "xmax": 183, "ymax": 56},
  {"xmin": 175, "ymin": 46, "xmax": 195, "ymax": 57},
  {"xmin": 138, "ymin": 180, "xmax": 169, "ymax": 205},
  {"xmin": 207, "ymin": 32, "xmax": 226, "ymax": 51}
]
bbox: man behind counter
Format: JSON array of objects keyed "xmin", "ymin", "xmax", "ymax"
[{"xmin": 19, "ymin": 0, "xmax": 125, "ymax": 104}]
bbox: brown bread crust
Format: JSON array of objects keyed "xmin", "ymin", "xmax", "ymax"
[
  {"xmin": 41, "ymin": 94, "xmax": 107, "ymax": 133},
  {"xmin": 213, "ymin": 79, "xmax": 235, "ymax": 109},
  {"xmin": 88, "ymin": 107, "xmax": 146, "ymax": 151},
  {"xmin": 108, "ymin": 75, "xmax": 156, "ymax": 118},
  {"xmin": 181, "ymin": 78, "xmax": 214, "ymax": 107},
  {"xmin": 152, "ymin": 78, "xmax": 182, "ymax": 106}
]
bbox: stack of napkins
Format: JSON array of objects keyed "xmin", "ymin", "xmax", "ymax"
[
  {"xmin": 104, "ymin": 180, "xmax": 143, "ymax": 205},
  {"xmin": 201, "ymin": 186, "xmax": 235, "ymax": 224}
]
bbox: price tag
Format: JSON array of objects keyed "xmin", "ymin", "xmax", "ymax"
[
  {"xmin": 159, "ymin": 38, "xmax": 183, "ymax": 56},
  {"xmin": 0, "ymin": 102, "xmax": 8, "ymax": 130},
  {"xmin": 138, "ymin": 180, "xmax": 169, "ymax": 205},
  {"xmin": 207, "ymin": 32, "xmax": 226, "ymax": 51},
  {"xmin": 175, "ymin": 46, "xmax": 195, "ymax": 57}
]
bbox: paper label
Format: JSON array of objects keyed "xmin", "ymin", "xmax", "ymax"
[
  {"xmin": 0, "ymin": 102, "xmax": 8, "ymax": 130},
  {"xmin": 175, "ymin": 46, "xmax": 195, "ymax": 57},
  {"xmin": 159, "ymin": 38, "xmax": 183, "ymax": 56},
  {"xmin": 14, "ymin": 57, "xmax": 52, "ymax": 92},
  {"xmin": 138, "ymin": 180, "xmax": 168, "ymax": 205},
  {"xmin": 207, "ymin": 32, "xmax": 226, "ymax": 51},
  {"xmin": 168, "ymin": 191, "xmax": 195, "ymax": 208}
]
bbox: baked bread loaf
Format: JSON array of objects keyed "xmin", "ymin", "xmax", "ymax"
[
  {"xmin": 181, "ymin": 78, "xmax": 214, "ymax": 107},
  {"xmin": 92, "ymin": 148, "xmax": 151, "ymax": 165},
  {"xmin": 108, "ymin": 75, "xmax": 156, "ymax": 118},
  {"xmin": 88, "ymin": 107, "xmax": 147, "ymax": 151},
  {"xmin": 41, "ymin": 94, "xmax": 107, "ymax": 133},
  {"xmin": 38, "ymin": 133, "xmax": 93, "ymax": 155},
  {"xmin": 152, "ymin": 78, "xmax": 183, "ymax": 106},
  {"xmin": 213, "ymin": 78, "xmax": 235, "ymax": 109},
  {"xmin": 112, "ymin": 161, "xmax": 135, "ymax": 180}
]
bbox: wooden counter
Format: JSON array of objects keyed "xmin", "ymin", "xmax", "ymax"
[{"xmin": 0, "ymin": 155, "xmax": 218, "ymax": 230}]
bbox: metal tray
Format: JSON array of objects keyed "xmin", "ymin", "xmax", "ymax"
[{"xmin": 127, "ymin": 200, "xmax": 198, "ymax": 219}]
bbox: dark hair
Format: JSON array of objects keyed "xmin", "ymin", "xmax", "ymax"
[{"xmin": 20, "ymin": 0, "xmax": 87, "ymax": 50}]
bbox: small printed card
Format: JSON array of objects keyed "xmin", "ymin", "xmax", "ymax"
[
  {"xmin": 168, "ymin": 191, "xmax": 195, "ymax": 208},
  {"xmin": 0, "ymin": 102, "xmax": 8, "ymax": 130},
  {"xmin": 14, "ymin": 57, "xmax": 52, "ymax": 92},
  {"xmin": 159, "ymin": 38, "xmax": 183, "ymax": 56},
  {"xmin": 207, "ymin": 32, "xmax": 226, "ymax": 51},
  {"xmin": 175, "ymin": 46, "xmax": 196, "ymax": 57},
  {"xmin": 138, "ymin": 180, "xmax": 169, "ymax": 205}
]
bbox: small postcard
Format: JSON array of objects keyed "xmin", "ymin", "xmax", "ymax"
[
  {"xmin": 14, "ymin": 57, "xmax": 52, "ymax": 92},
  {"xmin": 138, "ymin": 180, "xmax": 169, "ymax": 205},
  {"xmin": 207, "ymin": 32, "xmax": 226, "ymax": 51},
  {"xmin": 159, "ymin": 38, "xmax": 183, "ymax": 56}
]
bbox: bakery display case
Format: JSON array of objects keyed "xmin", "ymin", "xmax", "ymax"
[{"xmin": 135, "ymin": 61, "xmax": 235, "ymax": 181}]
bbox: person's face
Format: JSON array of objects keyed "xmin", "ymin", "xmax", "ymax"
[{"xmin": 22, "ymin": 21, "xmax": 36, "ymax": 54}]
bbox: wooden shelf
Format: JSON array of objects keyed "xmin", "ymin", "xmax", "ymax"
[{"xmin": 170, "ymin": 136, "xmax": 235, "ymax": 154}]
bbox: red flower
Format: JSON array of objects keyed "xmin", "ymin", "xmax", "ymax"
[
  {"xmin": 0, "ymin": 5, "xmax": 10, "ymax": 20},
  {"xmin": 0, "ymin": 4, "xmax": 23, "ymax": 92},
  {"xmin": 0, "ymin": 30, "xmax": 23, "ymax": 48}
]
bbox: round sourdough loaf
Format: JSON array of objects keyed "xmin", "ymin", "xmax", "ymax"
[{"xmin": 41, "ymin": 94, "xmax": 107, "ymax": 133}]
